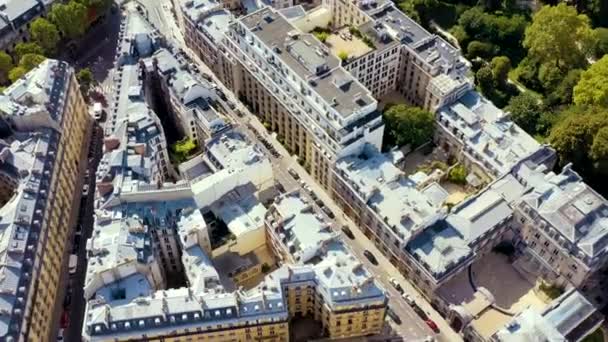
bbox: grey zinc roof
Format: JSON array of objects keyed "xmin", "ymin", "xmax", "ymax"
[
  {"xmin": 240, "ymin": 7, "xmax": 375, "ymax": 118},
  {"xmin": 517, "ymin": 164, "xmax": 608, "ymax": 260}
]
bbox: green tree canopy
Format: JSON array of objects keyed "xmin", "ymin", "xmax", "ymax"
[
  {"xmin": 467, "ymin": 41, "xmax": 496, "ymax": 60},
  {"xmin": 0, "ymin": 52, "xmax": 13, "ymax": 84},
  {"xmin": 549, "ymin": 106, "xmax": 608, "ymax": 168},
  {"xmin": 8, "ymin": 67, "xmax": 27, "ymax": 83},
  {"xmin": 50, "ymin": 1, "xmax": 89, "ymax": 40},
  {"xmin": 573, "ymin": 55, "xmax": 608, "ymax": 107},
  {"xmin": 29, "ymin": 18, "xmax": 60, "ymax": 54},
  {"xmin": 383, "ymin": 104, "xmax": 434, "ymax": 148},
  {"xmin": 506, "ymin": 92, "xmax": 543, "ymax": 134},
  {"xmin": 524, "ymin": 4, "xmax": 596, "ymax": 71},
  {"xmin": 14, "ymin": 43, "xmax": 45, "ymax": 62},
  {"xmin": 548, "ymin": 69, "xmax": 582, "ymax": 105},
  {"xmin": 476, "ymin": 66, "xmax": 494, "ymax": 96},
  {"xmin": 19, "ymin": 54, "xmax": 46, "ymax": 72},
  {"xmin": 491, "ymin": 56, "xmax": 511, "ymax": 86},
  {"xmin": 77, "ymin": 67, "xmax": 94, "ymax": 93},
  {"xmin": 594, "ymin": 27, "xmax": 608, "ymax": 58}
]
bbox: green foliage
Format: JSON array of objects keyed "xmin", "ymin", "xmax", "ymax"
[
  {"xmin": 450, "ymin": 25, "xmax": 469, "ymax": 46},
  {"xmin": 0, "ymin": 52, "xmax": 13, "ymax": 83},
  {"xmin": 8, "ymin": 67, "xmax": 26, "ymax": 83},
  {"xmin": 14, "ymin": 43, "xmax": 44, "ymax": 62},
  {"xmin": 447, "ymin": 164, "xmax": 467, "ymax": 185},
  {"xmin": 361, "ymin": 36, "xmax": 376, "ymax": 49},
  {"xmin": 458, "ymin": 7, "xmax": 527, "ymax": 62},
  {"xmin": 170, "ymin": 138, "xmax": 198, "ymax": 163},
  {"xmin": 77, "ymin": 67, "xmax": 94, "ymax": 93},
  {"xmin": 594, "ymin": 27, "xmax": 608, "ymax": 58},
  {"xmin": 383, "ymin": 104, "xmax": 435, "ymax": 148},
  {"xmin": 29, "ymin": 18, "xmax": 60, "ymax": 54},
  {"xmin": 348, "ymin": 26, "xmax": 362, "ymax": 38},
  {"xmin": 19, "ymin": 54, "xmax": 46, "ymax": 72},
  {"xmin": 538, "ymin": 62, "xmax": 565, "ymax": 92},
  {"xmin": 547, "ymin": 69, "xmax": 582, "ymax": 106},
  {"xmin": 467, "ymin": 41, "xmax": 496, "ymax": 60},
  {"xmin": 515, "ymin": 57, "xmax": 542, "ymax": 92},
  {"xmin": 574, "ymin": 55, "xmax": 608, "ymax": 107},
  {"xmin": 506, "ymin": 92, "xmax": 543, "ymax": 134},
  {"xmin": 416, "ymin": 160, "xmax": 448, "ymax": 174},
  {"xmin": 313, "ymin": 31, "xmax": 329, "ymax": 43},
  {"xmin": 338, "ymin": 51, "xmax": 348, "ymax": 61},
  {"xmin": 548, "ymin": 106, "xmax": 608, "ymax": 183},
  {"xmin": 491, "ymin": 56, "xmax": 511, "ymax": 86},
  {"xmin": 476, "ymin": 66, "xmax": 494, "ymax": 95},
  {"xmin": 50, "ymin": 1, "xmax": 89, "ymax": 40},
  {"xmin": 538, "ymin": 281, "xmax": 564, "ymax": 300},
  {"xmin": 524, "ymin": 4, "xmax": 596, "ymax": 71}
]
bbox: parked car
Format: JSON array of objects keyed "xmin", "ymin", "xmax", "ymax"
[
  {"xmin": 202, "ymin": 72, "xmax": 212, "ymax": 81},
  {"xmin": 387, "ymin": 307, "xmax": 401, "ymax": 325},
  {"xmin": 425, "ymin": 319, "xmax": 440, "ymax": 333},
  {"xmin": 82, "ymin": 184, "xmax": 89, "ymax": 197},
  {"xmin": 341, "ymin": 226, "xmax": 355, "ymax": 240},
  {"xmin": 323, "ymin": 207, "xmax": 335, "ymax": 219},
  {"xmin": 363, "ymin": 250, "xmax": 378, "ymax": 265},
  {"xmin": 412, "ymin": 304, "xmax": 428, "ymax": 320},
  {"xmin": 389, "ymin": 278, "xmax": 404, "ymax": 294},
  {"xmin": 402, "ymin": 293, "xmax": 415, "ymax": 306},
  {"xmin": 68, "ymin": 254, "xmax": 78, "ymax": 275},
  {"xmin": 57, "ymin": 328, "xmax": 65, "ymax": 341},
  {"xmin": 226, "ymin": 101, "xmax": 236, "ymax": 110},
  {"xmin": 288, "ymin": 168, "xmax": 299, "ymax": 180},
  {"xmin": 215, "ymin": 89, "xmax": 227, "ymax": 101}
]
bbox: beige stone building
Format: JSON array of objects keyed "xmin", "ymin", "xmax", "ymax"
[{"xmin": 0, "ymin": 59, "xmax": 91, "ymax": 341}]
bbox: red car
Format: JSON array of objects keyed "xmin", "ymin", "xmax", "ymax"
[{"xmin": 425, "ymin": 319, "xmax": 440, "ymax": 333}]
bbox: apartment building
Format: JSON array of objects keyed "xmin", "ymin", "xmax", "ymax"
[
  {"xmin": 436, "ymin": 90, "xmax": 556, "ymax": 182},
  {"xmin": 181, "ymin": 0, "xmax": 236, "ymax": 88},
  {"xmin": 492, "ymin": 288, "xmax": 603, "ymax": 342},
  {"xmin": 145, "ymin": 48, "xmax": 229, "ymax": 145},
  {"xmin": 264, "ymin": 191, "xmax": 387, "ymax": 338},
  {"xmin": 0, "ymin": 59, "xmax": 90, "ymax": 341},
  {"xmin": 513, "ymin": 162, "xmax": 608, "ymax": 308},
  {"xmin": 322, "ymin": 0, "xmax": 471, "ymax": 111},
  {"xmin": 0, "ymin": 0, "xmax": 55, "ymax": 53},
  {"xmin": 222, "ymin": 7, "xmax": 384, "ymax": 189}
]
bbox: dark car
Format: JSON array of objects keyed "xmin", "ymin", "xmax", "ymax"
[
  {"xmin": 341, "ymin": 226, "xmax": 355, "ymax": 240},
  {"xmin": 412, "ymin": 304, "xmax": 428, "ymax": 321},
  {"xmin": 215, "ymin": 89, "xmax": 227, "ymax": 101},
  {"xmin": 322, "ymin": 206, "xmax": 335, "ymax": 219},
  {"xmin": 387, "ymin": 307, "xmax": 401, "ymax": 325},
  {"xmin": 363, "ymin": 250, "xmax": 378, "ymax": 265}
]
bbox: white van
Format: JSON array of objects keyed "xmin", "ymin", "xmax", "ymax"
[
  {"xmin": 92, "ymin": 102, "xmax": 103, "ymax": 120},
  {"xmin": 68, "ymin": 254, "xmax": 78, "ymax": 275}
]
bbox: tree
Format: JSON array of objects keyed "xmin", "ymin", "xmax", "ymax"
[
  {"xmin": 77, "ymin": 68, "xmax": 94, "ymax": 93},
  {"xmin": 337, "ymin": 51, "xmax": 348, "ymax": 62},
  {"xmin": 524, "ymin": 4, "xmax": 596, "ymax": 71},
  {"xmin": 50, "ymin": 1, "xmax": 89, "ymax": 40},
  {"xmin": 594, "ymin": 27, "xmax": 608, "ymax": 59},
  {"xmin": 476, "ymin": 66, "xmax": 494, "ymax": 96},
  {"xmin": 14, "ymin": 43, "xmax": 44, "ymax": 62},
  {"xmin": 448, "ymin": 164, "xmax": 467, "ymax": 185},
  {"xmin": 0, "ymin": 52, "xmax": 13, "ymax": 84},
  {"xmin": 19, "ymin": 54, "xmax": 46, "ymax": 72},
  {"xmin": 467, "ymin": 41, "xmax": 496, "ymax": 59},
  {"xmin": 383, "ymin": 104, "xmax": 434, "ymax": 148},
  {"xmin": 573, "ymin": 55, "xmax": 608, "ymax": 107},
  {"xmin": 548, "ymin": 69, "xmax": 582, "ymax": 105},
  {"xmin": 8, "ymin": 67, "xmax": 27, "ymax": 83},
  {"xmin": 538, "ymin": 62, "xmax": 565, "ymax": 92},
  {"xmin": 591, "ymin": 126, "xmax": 608, "ymax": 161},
  {"xmin": 506, "ymin": 93, "xmax": 543, "ymax": 134},
  {"xmin": 29, "ymin": 18, "xmax": 60, "ymax": 54},
  {"xmin": 491, "ymin": 56, "xmax": 511, "ymax": 86}
]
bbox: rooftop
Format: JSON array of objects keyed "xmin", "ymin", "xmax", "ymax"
[
  {"xmin": 516, "ymin": 163, "xmax": 608, "ymax": 262},
  {"xmin": 438, "ymin": 91, "xmax": 543, "ymax": 176},
  {"xmin": 267, "ymin": 191, "xmax": 338, "ymax": 263},
  {"xmin": 239, "ymin": 7, "xmax": 376, "ymax": 119},
  {"xmin": 336, "ymin": 144, "xmax": 446, "ymax": 242}
]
